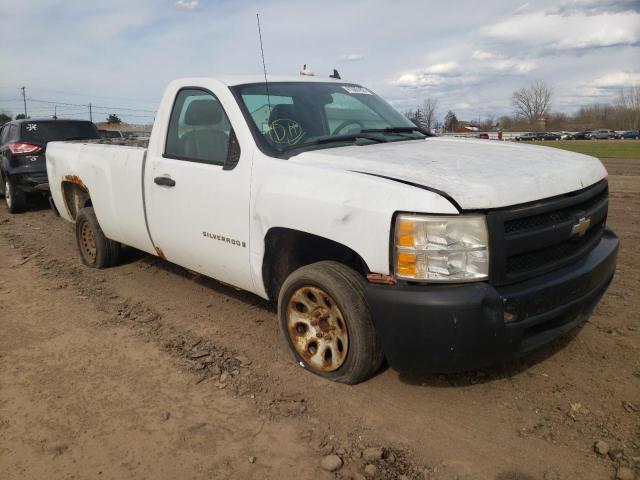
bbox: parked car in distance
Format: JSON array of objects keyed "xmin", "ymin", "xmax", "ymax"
[
  {"xmin": 122, "ymin": 130, "xmax": 151, "ymax": 139},
  {"xmin": 540, "ymin": 132, "xmax": 560, "ymax": 141},
  {"xmin": 589, "ymin": 129, "xmax": 618, "ymax": 140},
  {"xmin": 99, "ymin": 129, "xmax": 124, "ymax": 139},
  {"xmin": 515, "ymin": 132, "xmax": 558, "ymax": 141},
  {"xmin": 558, "ymin": 131, "xmax": 574, "ymax": 140},
  {"xmin": 621, "ymin": 130, "xmax": 640, "ymax": 140},
  {"xmin": 46, "ymin": 75, "xmax": 618, "ymax": 384},
  {"xmin": 0, "ymin": 119, "xmax": 100, "ymax": 213},
  {"xmin": 570, "ymin": 131, "xmax": 592, "ymax": 140},
  {"xmin": 515, "ymin": 132, "xmax": 539, "ymax": 141}
]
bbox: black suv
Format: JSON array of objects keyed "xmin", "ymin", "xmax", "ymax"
[{"xmin": 0, "ymin": 119, "xmax": 99, "ymax": 213}]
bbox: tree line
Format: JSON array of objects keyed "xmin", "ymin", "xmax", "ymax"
[{"xmin": 405, "ymin": 81, "xmax": 640, "ymax": 133}]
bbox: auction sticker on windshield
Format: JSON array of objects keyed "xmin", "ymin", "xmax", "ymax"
[{"xmin": 342, "ymin": 86, "xmax": 371, "ymax": 95}]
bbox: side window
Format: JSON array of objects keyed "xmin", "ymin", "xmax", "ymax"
[
  {"xmin": 8, "ymin": 124, "xmax": 18, "ymax": 141},
  {"xmin": 165, "ymin": 89, "xmax": 232, "ymax": 165}
]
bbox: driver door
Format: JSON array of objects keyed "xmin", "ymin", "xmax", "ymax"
[{"xmin": 144, "ymin": 88, "xmax": 254, "ymax": 292}]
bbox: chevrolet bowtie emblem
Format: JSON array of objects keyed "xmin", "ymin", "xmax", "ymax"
[{"xmin": 571, "ymin": 216, "xmax": 591, "ymax": 237}]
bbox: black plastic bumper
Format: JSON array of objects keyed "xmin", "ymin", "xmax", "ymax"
[
  {"xmin": 10, "ymin": 172, "xmax": 49, "ymax": 193},
  {"xmin": 365, "ymin": 228, "xmax": 619, "ymax": 374}
]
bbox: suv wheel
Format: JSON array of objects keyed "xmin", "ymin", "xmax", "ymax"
[
  {"xmin": 4, "ymin": 178, "xmax": 27, "ymax": 214},
  {"xmin": 75, "ymin": 207, "xmax": 121, "ymax": 268},
  {"xmin": 278, "ymin": 261, "xmax": 384, "ymax": 384}
]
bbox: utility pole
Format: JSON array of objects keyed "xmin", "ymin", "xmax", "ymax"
[
  {"xmin": 53, "ymin": 105, "xmax": 58, "ymax": 120},
  {"xmin": 21, "ymin": 86, "xmax": 27, "ymax": 118},
  {"xmin": 89, "ymin": 103, "xmax": 93, "ymax": 122}
]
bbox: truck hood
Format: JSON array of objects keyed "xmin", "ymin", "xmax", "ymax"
[{"xmin": 291, "ymin": 137, "xmax": 607, "ymax": 210}]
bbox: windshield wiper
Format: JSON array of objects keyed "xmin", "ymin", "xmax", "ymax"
[
  {"xmin": 284, "ymin": 133, "xmax": 389, "ymax": 153},
  {"xmin": 311, "ymin": 133, "xmax": 389, "ymax": 145},
  {"xmin": 361, "ymin": 126, "xmax": 432, "ymax": 136}
]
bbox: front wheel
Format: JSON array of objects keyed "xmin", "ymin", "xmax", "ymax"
[
  {"xmin": 278, "ymin": 261, "xmax": 384, "ymax": 384},
  {"xmin": 75, "ymin": 207, "xmax": 121, "ymax": 268}
]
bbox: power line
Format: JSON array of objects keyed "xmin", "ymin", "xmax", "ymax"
[
  {"xmin": 0, "ymin": 85, "xmax": 158, "ymax": 104},
  {"xmin": 2, "ymin": 96, "xmax": 156, "ymax": 113},
  {"xmin": 26, "ymin": 97, "xmax": 156, "ymax": 113}
]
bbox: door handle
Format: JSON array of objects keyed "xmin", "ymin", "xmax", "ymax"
[{"xmin": 154, "ymin": 176, "xmax": 176, "ymax": 187}]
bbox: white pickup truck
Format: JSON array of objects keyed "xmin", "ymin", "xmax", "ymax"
[{"xmin": 47, "ymin": 75, "xmax": 618, "ymax": 384}]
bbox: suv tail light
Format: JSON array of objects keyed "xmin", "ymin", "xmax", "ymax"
[{"xmin": 9, "ymin": 142, "xmax": 43, "ymax": 155}]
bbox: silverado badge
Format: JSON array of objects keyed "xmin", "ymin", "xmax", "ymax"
[{"xmin": 571, "ymin": 216, "xmax": 591, "ymax": 237}]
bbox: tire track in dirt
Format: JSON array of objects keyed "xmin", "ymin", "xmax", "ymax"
[{"xmin": 0, "ymin": 213, "xmax": 427, "ymax": 480}]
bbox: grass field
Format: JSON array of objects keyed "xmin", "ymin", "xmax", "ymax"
[{"xmin": 534, "ymin": 140, "xmax": 640, "ymax": 159}]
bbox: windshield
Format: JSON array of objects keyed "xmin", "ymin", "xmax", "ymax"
[
  {"xmin": 231, "ymin": 82, "xmax": 425, "ymax": 157},
  {"xmin": 20, "ymin": 121, "xmax": 99, "ymax": 144}
]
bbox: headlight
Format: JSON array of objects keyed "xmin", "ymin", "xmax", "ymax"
[{"xmin": 394, "ymin": 214, "xmax": 489, "ymax": 282}]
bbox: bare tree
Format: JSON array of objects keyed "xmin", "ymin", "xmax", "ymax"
[
  {"xmin": 512, "ymin": 80, "xmax": 553, "ymax": 125},
  {"xmin": 615, "ymin": 85, "xmax": 640, "ymax": 129},
  {"xmin": 421, "ymin": 98, "xmax": 438, "ymax": 132}
]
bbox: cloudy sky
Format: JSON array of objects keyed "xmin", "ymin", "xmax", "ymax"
[{"xmin": 1, "ymin": 0, "xmax": 638, "ymax": 123}]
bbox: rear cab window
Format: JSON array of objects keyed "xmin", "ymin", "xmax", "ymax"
[{"xmin": 20, "ymin": 121, "xmax": 100, "ymax": 144}]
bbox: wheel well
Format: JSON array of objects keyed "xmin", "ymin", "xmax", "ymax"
[
  {"xmin": 61, "ymin": 181, "xmax": 92, "ymax": 220},
  {"xmin": 262, "ymin": 227, "xmax": 369, "ymax": 301}
]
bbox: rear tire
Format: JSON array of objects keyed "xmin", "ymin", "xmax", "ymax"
[
  {"xmin": 278, "ymin": 261, "xmax": 384, "ymax": 384},
  {"xmin": 75, "ymin": 207, "xmax": 121, "ymax": 268},
  {"xmin": 4, "ymin": 177, "xmax": 27, "ymax": 214}
]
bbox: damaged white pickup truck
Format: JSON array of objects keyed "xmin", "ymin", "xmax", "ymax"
[{"xmin": 47, "ymin": 76, "xmax": 618, "ymax": 384}]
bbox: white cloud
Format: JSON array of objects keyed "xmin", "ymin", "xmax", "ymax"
[
  {"xmin": 470, "ymin": 50, "xmax": 536, "ymax": 73},
  {"xmin": 493, "ymin": 59, "xmax": 537, "ymax": 73},
  {"xmin": 588, "ymin": 71, "xmax": 640, "ymax": 88},
  {"xmin": 175, "ymin": 0, "xmax": 200, "ymax": 11},
  {"xmin": 471, "ymin": 50, "xmax": 496, "ymax": 61},
  {"xmin": 396, "ymin": 73, "xmax": 444, "ymax": 87},
  {"xmin": 339, "ymin": 53, "xmax": 364, "ymax": 61},
  {"xmin": 425, "ymin": 62, "xmax": 459, "ymax": 74},
  {"xmin": 482, "ymin": 11, "xmax": 640, "ymax": 50},
  {"xmin": 394, "ymin": 62, "xmax": 464, "ymax": 87}
]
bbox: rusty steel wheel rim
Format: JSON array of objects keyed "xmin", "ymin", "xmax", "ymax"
[
  {"xmin": 286, "ymin": 285, "xmax": 349, "ymax": 372},
  {"xmin": 79, "ymin": 220, "xmax": 97, "ymax": 263}
]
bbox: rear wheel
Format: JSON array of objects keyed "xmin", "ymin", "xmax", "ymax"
[
  {"xmin": 4, "ymin": 177, "xmax": 27, "ymax": 214},
  {"xmin": 278, "ymin": 261, "xmax": 384, "ymax": 384},
  {"xmin": 75, "ymin": 207, "xmax": 121, "ymax": 268}
]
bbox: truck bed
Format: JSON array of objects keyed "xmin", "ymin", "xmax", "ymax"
[
  {"xmin": 80, "ymin": 138, "xmax": 150, "ymax": 149},
  {"xmin": 46, "ymin": 140, "xmax": 156, "ymax": 255}
]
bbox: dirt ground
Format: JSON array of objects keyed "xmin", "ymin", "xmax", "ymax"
[{"xmin": 1, "ymin": 158, "xmax": 638, "ymax": 480}]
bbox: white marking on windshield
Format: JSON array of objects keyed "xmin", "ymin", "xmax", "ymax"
[{"xmin": 342, "ymin": 86, "xmax": 371, "ymax": 95}]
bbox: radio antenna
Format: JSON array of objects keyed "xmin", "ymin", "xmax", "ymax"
[{"xmin": 256, "ymin": 13, "xmax": 272, "ymax": 117}]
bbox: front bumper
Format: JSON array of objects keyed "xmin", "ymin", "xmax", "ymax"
[{"xmin": 366, "ymin": 228, "xmax": 619, "ymax": 374}]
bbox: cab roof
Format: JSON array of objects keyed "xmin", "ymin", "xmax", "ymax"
[{"xmin": 207, "ymin": 74, "xmax": 348, "ymax": 86}]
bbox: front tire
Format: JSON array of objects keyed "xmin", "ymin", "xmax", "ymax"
[
  {"xmin": 4, "ymin": 177, "xmax": 27, "ymax": 214},
  {"xmin": 278, "ymin": 261, "xmax": 384, "ymax": 384},
  {"xmin": 75, "ymin": 207, "xmax": 121, "ymax": 268}
]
